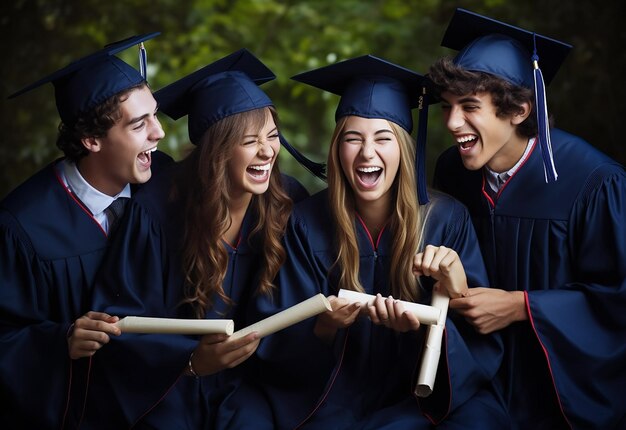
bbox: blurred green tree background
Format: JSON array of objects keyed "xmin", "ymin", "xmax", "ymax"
[{"xmin": 1, "ymin": 0, "xmax": 624, "ymax": 197}]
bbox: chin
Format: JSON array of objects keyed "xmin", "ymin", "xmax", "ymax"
[
  {"xmin": 132, "ymin": 170, "xmax": 152, "ymax": 185},
  {"xmin": 460, "ymin": 158, "xmax": 484, "ymax": 171}
]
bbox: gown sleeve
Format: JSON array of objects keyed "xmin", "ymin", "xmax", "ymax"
[
  {"xmin": 526, "ymin": 166, "xmax": 626, "ymax": 428},
  {"xmin": 0, "ymin": 210, "xmax": 73, "ymax": 428}
]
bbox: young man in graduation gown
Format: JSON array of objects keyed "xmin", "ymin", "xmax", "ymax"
[
  {"xmin": 429, "ymin": 9, "xmax": 626, "ymax": 429},
  {"xmin": 0, "ymin": 33, "xmax": 167, "ymax": 429}
]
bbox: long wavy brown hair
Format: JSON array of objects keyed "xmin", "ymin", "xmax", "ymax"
[
  {"xmin": 173, "ymin": 106, "xmax": 292, "ymax": 318},
  {"xmin": 327, "ymin": 116, "xmax": 427, "ymax": 302}
]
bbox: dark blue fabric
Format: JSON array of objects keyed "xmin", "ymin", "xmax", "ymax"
[
  {"xmin": 291, "ymin": 55, "xmax": 426, "ymax": 133},
  {"xmin": 0, "ymin": 161, "xmax": 108, "ymax": 429},
  {"xmin": 82, "ymin": 167, "xmax": 308, "ymax": 429},
  {"xmin": 434, "ymin": 128, "xmax": 626, "ymax": 429},
  {"xmin": 226, "ymin": 189, "xmax": 507, "ymax": 429},
  {"xmin": 441, "ymin": 8, "xmax": 571, "ymax": 87},
  {"xmin": 0, "ymin": 150, "xmax": 172, "ymax": 429}
]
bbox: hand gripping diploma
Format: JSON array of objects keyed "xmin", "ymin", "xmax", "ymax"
[
  {"xmin": 67, "ymin": 311, "xmax": 121, "ymax": 359},
  {"xmin": 412, "ymin": 245, "xmax": 468, "ymax": 397}
]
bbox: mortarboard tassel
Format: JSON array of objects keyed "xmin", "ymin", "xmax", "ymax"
[
  {"xmin": 139, "ymin": 42, "xmax": 147, "ymax": 79},
  {"xmin": 416, "ymin": 87, "xmax": 429, "ymax": 205},
  {"xmin": 279, "ymin": 134, "xmax": 327, "ymax": 180},
  {"xmin": 532, "ymin": 33, "xmax": 558, "ymax": 182}
]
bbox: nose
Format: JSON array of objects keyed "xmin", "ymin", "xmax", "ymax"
[
  {"xmin": 360, "ymin": 139, "xmax": 376, "ymax": 159},
  {"xmin": 150, "ymin": 116, "xmax": 165, "ymax": 141},
  {"xmin": 446, "ymin": 106, "xmax": 465, "ymax": 131},
  {"xmin": 258, "ymin": 140, "xmax": 275, "ymax": 159}
]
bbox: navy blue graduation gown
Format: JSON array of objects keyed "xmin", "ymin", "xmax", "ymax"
[
  {"xmin": 434, "ymin": 129, "xmax": 626, "ymax": 429},
  {"xmin": 82, "ymin": 168, "xmax": 308, "ymax": 429},
  {"xmin": 0, "ymin": 152, "xmax": 173, "ymax": 429},
  {"xmin": 226, "ymin": 189, "xmax": 508, "ymax": 429}
]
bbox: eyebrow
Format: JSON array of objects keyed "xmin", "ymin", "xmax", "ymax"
[
  {"xmin": 244, "ymin": 127, "xmax": 278, "ymax": 139},
  {"xmin": 127, "ymin": 113, "xmax": 150, "ymax": 126},
  {"xmin": 126, "ymin": 104, "xmax": 159, "ymax": 126},
  {"xmin": 343, "ymin": 129, "xmax": 394, "ymax": 136},
  {"xmin": 440, "ymin": 95, "xmax": 482, "ymax": 105}
]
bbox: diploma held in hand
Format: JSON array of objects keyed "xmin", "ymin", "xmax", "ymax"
[
  {"xmin": 337, "ymin": 289, "xmax": 441, "ymax": 326},
  {"xmin": 414, "ymin": 291, "xmax": 450, "ymax": 397},
  {"xmin": 115, "ymin": 317, "xmax": 234, "ymax": 335},
  {"xmin": 231, "ymin": 293, "xmax": 331, "ymax": 340}
]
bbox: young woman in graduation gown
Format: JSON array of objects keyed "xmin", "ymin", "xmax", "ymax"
[
  {"xmin": 81, "ymin": 49, "xmax": 316, "ymax": 429},
  {"xmin": 227, "ymin": 55, "xmax": 509, "ymax": 429}
]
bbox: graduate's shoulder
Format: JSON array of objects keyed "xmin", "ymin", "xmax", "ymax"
[
  {"xmin": 551, "ymin": 128, "xmax": 625, "ymax": 197},
  {"xmin": 289, "ymin": 188, "xmax": 332, "ymax": 233},
  {"xmin": 291, "ymin": 188, "xmax": 329, "ymax": 218},
  {"xmin": 1, "ymin": 161, "xmax": 60, "ymax": 215},
  {"xmin": 424, "ymin": 190, "xmax": 471, "ymax": 229},
  {"xmin": 129, "ymin": 162, "xmax": 178, "ymax": 219},
  {"xmin": 280, "ymin": 173, "xmax": 310, "ymax": 203},
  {"xmin": 552, "ymin": 128, "xmax": 622, "ymax": 173}
]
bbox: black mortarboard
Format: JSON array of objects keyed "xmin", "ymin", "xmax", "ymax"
[
  {"xmin": 441, "ymin": 8, "xmax": 573, "ymax": 182},
  {"xmin": 292, "ymin": 55, "xmax": 431, "ymax": 203},
  {"xmin": 155, "ymin": 49, "xmax": 326, "ymax": 178},
  {"xmin": 292, "ymin": 55, "xmax": 426, "ymax": 133},
  {"xmin": 8, "ymin": 33, "xmax": 160, "ymax": 127},
  {"xmin": 442, "ymin": 8, "xmax": 571, "ymax": 88}
]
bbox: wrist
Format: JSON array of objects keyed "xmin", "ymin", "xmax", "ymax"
[{"xmin": 512, "ymin": 291, "xmax": 528, "ymax": 322}]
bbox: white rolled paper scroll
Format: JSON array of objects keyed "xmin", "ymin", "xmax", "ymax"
[
  {"xmin": 337, "ymin": 289, "xmax": 441, "ymax": 326},
  {"xmin": 115, "ymin": 316, "xmax": 234, "ymax": 336},
  {"xmin": 230, "ymin": 293, "xmax": 331, "ymax": 340},
  {"xmin": 414, "ymin": 291, "xmax": 450, "ymax": 397}
]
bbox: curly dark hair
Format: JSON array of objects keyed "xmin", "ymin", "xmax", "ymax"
[
  {"xmin": 56, "ymin": 82, "xmax": 147, "ymax": 162},
  {"xmin": 427, "ymin": 57, "xmax": 542, "ymax": 138}
]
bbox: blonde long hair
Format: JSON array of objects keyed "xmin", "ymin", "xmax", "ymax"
[
  {"xmin": 174, "ymin": 106, "xmax": 292, "ymax": 318},
  {"xmin": 327, "ymin": 116, "xmax": 427, "ymax": 302}
]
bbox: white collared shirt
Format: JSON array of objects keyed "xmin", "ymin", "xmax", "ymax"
[
  {"xmin": 58, "ymin": 159, "xmax": 131, "ymax": 233},
  {"xmin": 485, "ymin": 137, "xmax": 535, "ymax": 193}
]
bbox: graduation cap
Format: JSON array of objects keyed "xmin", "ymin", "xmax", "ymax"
[
  {"xmin": 8, "ymin": 32, "xmax": 160, "ymax": 127},
  {"xmin": 441, "ymin": 8, "xmax": 573, "ymax": 182},
  {"xmin": 292, "ymin": 55, "xmax": 431, "ymax": 204},
  {"xmin": 155, "ymin": 48, "xmax": 326, "ymax": 179}
]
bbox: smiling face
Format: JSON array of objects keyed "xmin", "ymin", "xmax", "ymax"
[
  {"xmin": 80, "ymin": 85, "xmax": 165, "ymax": 195},
  {"xmin": 440, "ymin": 91, "xmax": 529, "ymax": 172},
  {"xmin": 227, "ymin": 108, "xmax": 280, "ymax": 199},
  {"xmin": 338, "ymin": 116, "xmax": 400, "ymax": 211}
]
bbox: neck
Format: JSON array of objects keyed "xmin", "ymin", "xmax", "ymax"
[
  {"xmin": 77, "ymin": 156, "xmax": 123, "ymax": 197},
  {"xmin": 487, "ymin": 134, "xmax": 529, "ymax": 173},
  {"xmin": 224, "ymin": 193, "xmax": 253, "ymax": 245},
  {"xmin": 355, "ymin": 196, "xmax": 391, "ymax": 239}
]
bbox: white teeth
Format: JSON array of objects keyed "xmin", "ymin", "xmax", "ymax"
[
  {"xmin": 357, "ymin": 166, "xmax": 382, "ymax": 173},
  {"xmin": 456, "ymin": 135, "xmax": 477, "ymax": 143},
  {"xmin": 249, "ymin": 164, "xmax": 271, "ymax": 171},
  {"xmin": 141, "ymin": 147, "xmax": 157, "ymax": 156}
]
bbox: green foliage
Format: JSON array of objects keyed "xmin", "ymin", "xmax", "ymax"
[{"xmin": 1, "ymin": 0, "xmax": 625, "ymax": 197}]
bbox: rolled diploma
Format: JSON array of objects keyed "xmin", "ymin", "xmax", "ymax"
[
  {"xmin": 414, "ymin": 291, "xmax": 450, "ymax": 397},
  {"xmin": 115, "ymin": 317, "xmax": 234, "ymax": 336},
  {"xmin": 230, "ymin": 293, "xmax": 331, "ymax": 340},
  {"xmin": 337, "ymin": 289, "xmax": 440, "ymax": 326}
]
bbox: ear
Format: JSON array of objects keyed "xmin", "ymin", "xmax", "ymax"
[
  {"xmin": 511, "ymin": 102, "xmax": 532, "ymax": 125},
  {"xmin": 81, "ymin": 136, "xmax": 102, "ymax": 154}
]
